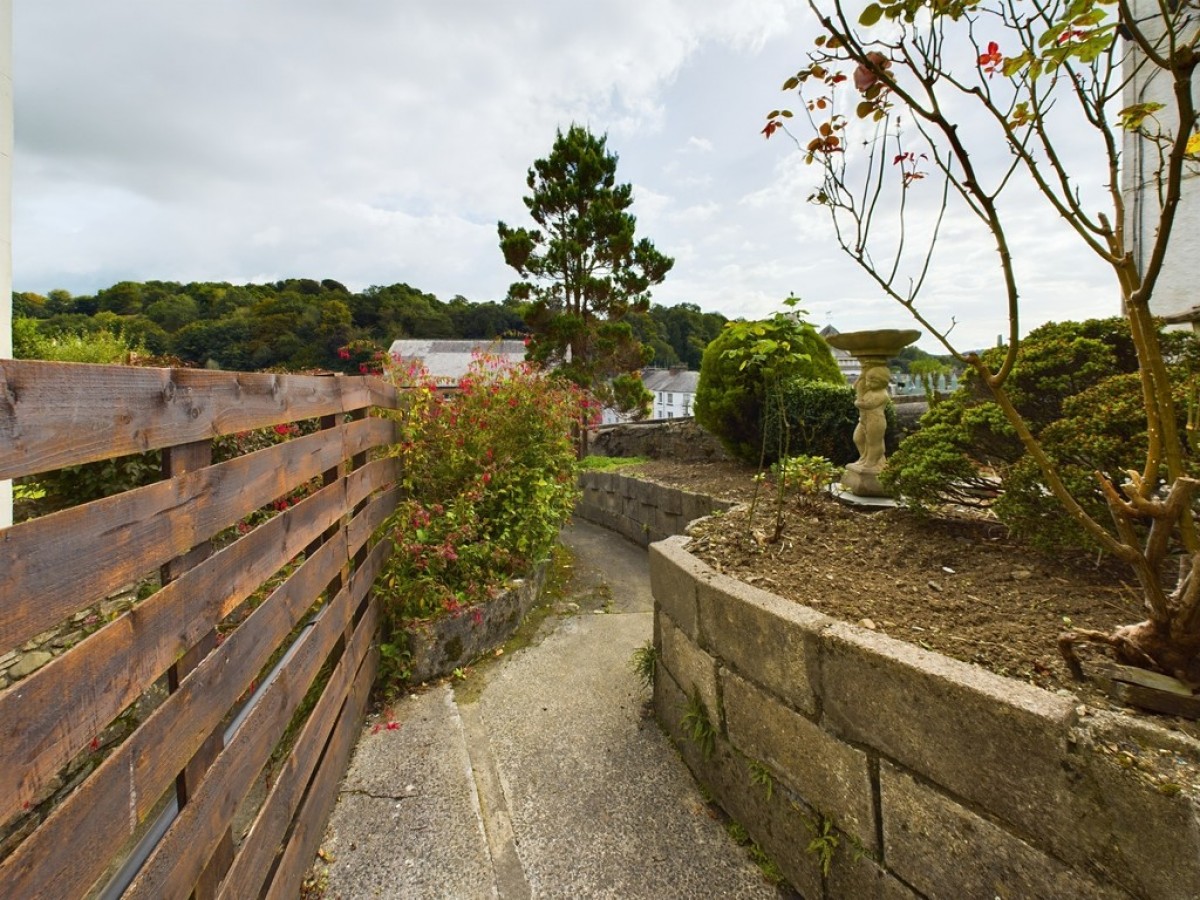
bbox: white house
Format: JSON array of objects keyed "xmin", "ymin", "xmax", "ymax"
[
  {"xmin": 600, "ymin": 367, "xmax": 700, "ymax": 425},
  {"xmin": 1121, "ymin": 1, "xmax": 1200, "ymax": 323},
  {"xmin": 388, "ymin": 339, "xmax": 528, "ymax": 386},
  {"xmin": 819, "ymin": 324, "xmax": 862, "ymax": 383}
]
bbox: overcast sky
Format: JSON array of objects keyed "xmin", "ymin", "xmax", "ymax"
[{"xmin": 13, "ymin": 1, "xmax": 1118, "ymax": 352}]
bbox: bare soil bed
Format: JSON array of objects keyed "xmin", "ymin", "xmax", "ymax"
[{"xmin": 623, "ymin": 458, "xmax": 1200, "ymax": 742}]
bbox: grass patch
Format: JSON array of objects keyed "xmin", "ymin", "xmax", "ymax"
[
  {"xmin": 579, "ymin": 455, "xmax": 650, "ymax": 471},
  {"xmin": 629, "ymin": 641, "xmax": 657, "ymax": 689}
]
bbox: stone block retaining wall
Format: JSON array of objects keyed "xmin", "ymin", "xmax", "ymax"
[
  {"xmin": 574, "ymin": 469, "xmax": 734, "ymax": 546},
  {"xmin": 583, "ymin": 472, "xmax": 1200, "ymax": 899},
  {"xmin": 402, "ymin": 562, "xmax": 548, "ymax": 684}
]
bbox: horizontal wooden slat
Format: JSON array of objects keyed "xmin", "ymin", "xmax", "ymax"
[
  {"xmin": 124, "ymin": 547, "xmax": 386, "ymax": 898},
  {"xmin": 345, "ymin": 455, "xmax": 400, "ymax": 512},
  {"xmin": 214, "ymin": 590, "xmax": 382, "ymax": 898},
  {"xmin": 348, "ymin": 485, "xmax": 402, "ymax": 556},
  {"xmin": 0, "ymin": 361, "xmax": 397, "ymax": 479},
  {"xmin": 0, "ymin": 478, "xmax": 350, "ymax": 827},
  {"xmin": 366, "ymin": 376, "xmax": 401, "ymax": 410},
  {"xmin": 0, "ymin": 417, "xmax": 395, "ymax": 653},
  {"xmin": 265, "ymin": 642, "xmax": 379, "ymax": 900},
  {"xmin": 0, "ymin": 527, "xmax": 359, "ymax": 898}
]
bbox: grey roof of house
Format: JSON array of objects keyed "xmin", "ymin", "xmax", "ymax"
[
  {"xmin": 388, "ymin": 339, "xmax": 528, "ymax": 382},
  {"xmin": 641, "ymin": 368, "xmax": 699, "ymax": 393}
]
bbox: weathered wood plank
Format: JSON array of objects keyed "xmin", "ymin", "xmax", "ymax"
[
  {"xmin": 0, "ymin": 417, "xmax": 395, "ymax": 653},
  {"xmin": 0, "ymin": 478, "xmax": 349, "ymax": 827},
  {"xmin": 0, "ymin": 361, "xmax": 393, "ymax": 479},
  {"xmin": 0, "ymin": 528, "xmax": 358, "ymax": 898},
  {"xmin": 367, "ymin": 377, "xmax": 401, "ymax": 411},
  {"xmin": 347, "ymin": 486, "xmax": 402, "ymax": 558},
  {"xmin": 264, "ymin": 643, "xmax": 379, "ymax": 900},
  {"xmin": 346, "ymin": 456, "xmax": 399, "ymax": 510},
  {"xmin": 214, "ymin": 594, "xmax": 383, "ymax": 898},
  {"xmin": 123, "ymin": 552, "xmax": 384, "ymax": 899}
]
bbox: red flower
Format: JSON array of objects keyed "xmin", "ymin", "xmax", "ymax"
[
  {"xmin": 337, "ymin": 347, "xmax": 351, "ymax": 361},
  {"xmin": 273, "ymin": 423, "xmax": 290, "ymax": 435},
  {"xmin": 979, "ymin": 41, "xmax": 1003, "ymax": 76},
  {"xmin": 854, "ymin": 52, "xmax": 891, "ymax": 92},
  {"xmin": 1057, "ymin": 29, "xmax": 1088, "ymax": 44}
]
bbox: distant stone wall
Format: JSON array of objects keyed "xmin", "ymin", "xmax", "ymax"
[
  {"xmin": 575, "ymin": 471, "xmax": 734, "ymax": 547},
  {"xmin": 589, "ymin": 419, "xmax": 730, "ymax": 463},
  {"xmin": 580, "ymin": 471, "xmax": 1200, "ymax": 899}
]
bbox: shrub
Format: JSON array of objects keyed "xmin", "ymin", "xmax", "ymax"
[
  {"xmin": 770, "ymin": 454, "xmax": 840, "ymax": 497},
  {"xmin": 13, "ymin": 317, "xmax": 141, "ymax": 364},
  {"xmin": 378, "ymin": 354, "xmax": 581, "ymax": 626},
  {"xmin": 694, "ymin": 309, "xmax": 843, "ymax": 465},
  {"xmin": 764, "ymin": 379, "xmax": 898, "ymax": 466},
  {"xmin": 997, "ymin": 371, "xmax": 1199, "ymax": 551},
  {"xmin": 882, "ymin": 318, "xmax": 1200, "ymax": 550}
]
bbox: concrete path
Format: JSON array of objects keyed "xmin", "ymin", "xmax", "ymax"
[{"xmin": 314, "ymin": 518, "xmax": 788, "ymax": 899}]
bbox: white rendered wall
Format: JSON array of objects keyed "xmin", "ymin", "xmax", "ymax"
[
  {"xmin": 0, "ymin": 0, "xmax": 11, "ymax": 529},
  {"xmin": 1121, "ymin": 5, "xmax": 1200, "ymax": 321}
]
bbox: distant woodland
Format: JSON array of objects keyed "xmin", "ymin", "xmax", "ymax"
[{"xmin": 12, "ymin": 279, "xmax": 728, "ymax": 374}]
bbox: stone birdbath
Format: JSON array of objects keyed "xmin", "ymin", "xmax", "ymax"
[{"xmin": 824, "ymin": 328, "xmax": 921, "ymax": 497}]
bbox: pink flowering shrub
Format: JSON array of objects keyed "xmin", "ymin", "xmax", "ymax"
[{"xmin": 378, "ymin": 352, "xmax": 582, "ymax": 625}]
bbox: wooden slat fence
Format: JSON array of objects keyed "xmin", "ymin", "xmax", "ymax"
[{"xmin": 0, "ymin": 360, "xmax": 403, "ymax": 899}]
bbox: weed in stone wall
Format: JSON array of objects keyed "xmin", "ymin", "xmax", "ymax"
[
  {"xmin": 629, "ymin": 642, "xmax": 657, "ymax": 690},
  {"xmin": 681, "ymin": 690, "xmax": 716, "ymax": 760},
  {"xmin": 748, "ymin": 759, "xmax": 774, "ymax": 802},
  {"xmin": 725, "ymin": 819, "xmax": 786, "ymax": 887},
  {"xmin": 804, "ymin": 811, "xmax": 839, "ymax": 877}
]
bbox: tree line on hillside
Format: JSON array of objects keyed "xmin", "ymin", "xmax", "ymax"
[{"xmin": 12, "ymin": 278, "xmax": 728, "ymax": 374}]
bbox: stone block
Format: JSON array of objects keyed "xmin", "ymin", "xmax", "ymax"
[
  {"xmin": 649, "ymin": 536, "xmax": 701, "ymax": 639},
  {"xmin": 678, "ymin": 492, "xmax": 705, "ymax": 525},
  {"xmin": 654, "ymin": 662, "xmax": 696, "ymax": 764},
  {"xmin": 9, "ymin": 650, "xmax": 53, "ymax": 680},
  {"xmin": 724, "ymin": 670, "xmax": 877, "ymax": 851},
  {"xmin": 655, "ymin": 483, "xmax": 684, "ymax": 516},
  {"xmin": 658, "ymin": 610, "xmax": 719, "ymax": 725},
  {"xmin": 621, "ymin": 516, "xmax": 650, "ymax": 547},
  {"xmin": 827, "ymin": 851, "xmax": 919, "ymax": 900},
  {"xmin": 655, "ymin": 666, "xmax": 824, "ymax": 900},
  {"xmin": 654, "ymin": 506, "xmax": 684, "ymax": 539},
  {"xmin": 820, "ymin": 622, "xmax": 1200, "ymax": 899},
  {"xmin": 696, "ymin": 568, "xmax": 827, "ymax": 715},
  {"xmin": 820, "ymin": 621, "xmax": 1076, "ymax": 844},
  {"xmin": 702, "ymin": 739, "xmax": 826, "ymax": 900},
  {"xmin": 880, "ymin": 763, "xmax": 1127, "ymax": 900},
  {"xmin": 1057, "ymin": 712, "xmax": 1200, "ymax": 899}
]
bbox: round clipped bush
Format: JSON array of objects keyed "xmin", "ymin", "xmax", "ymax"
[
  {"xmin": 882, "ymin": 316, "xmax": 1200, "ymax": 551},
  {"xmin": 694, "ymin": 312, "xmax": 843, "ymax": 465},
  {"xmin": 764, "ymin": 379, "xmax": 899, "ymax": 466}
]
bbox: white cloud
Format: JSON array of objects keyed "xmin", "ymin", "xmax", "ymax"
[{"xmin": 12, "ymin": 0, "xmax": 1119, "ymax": 352}]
